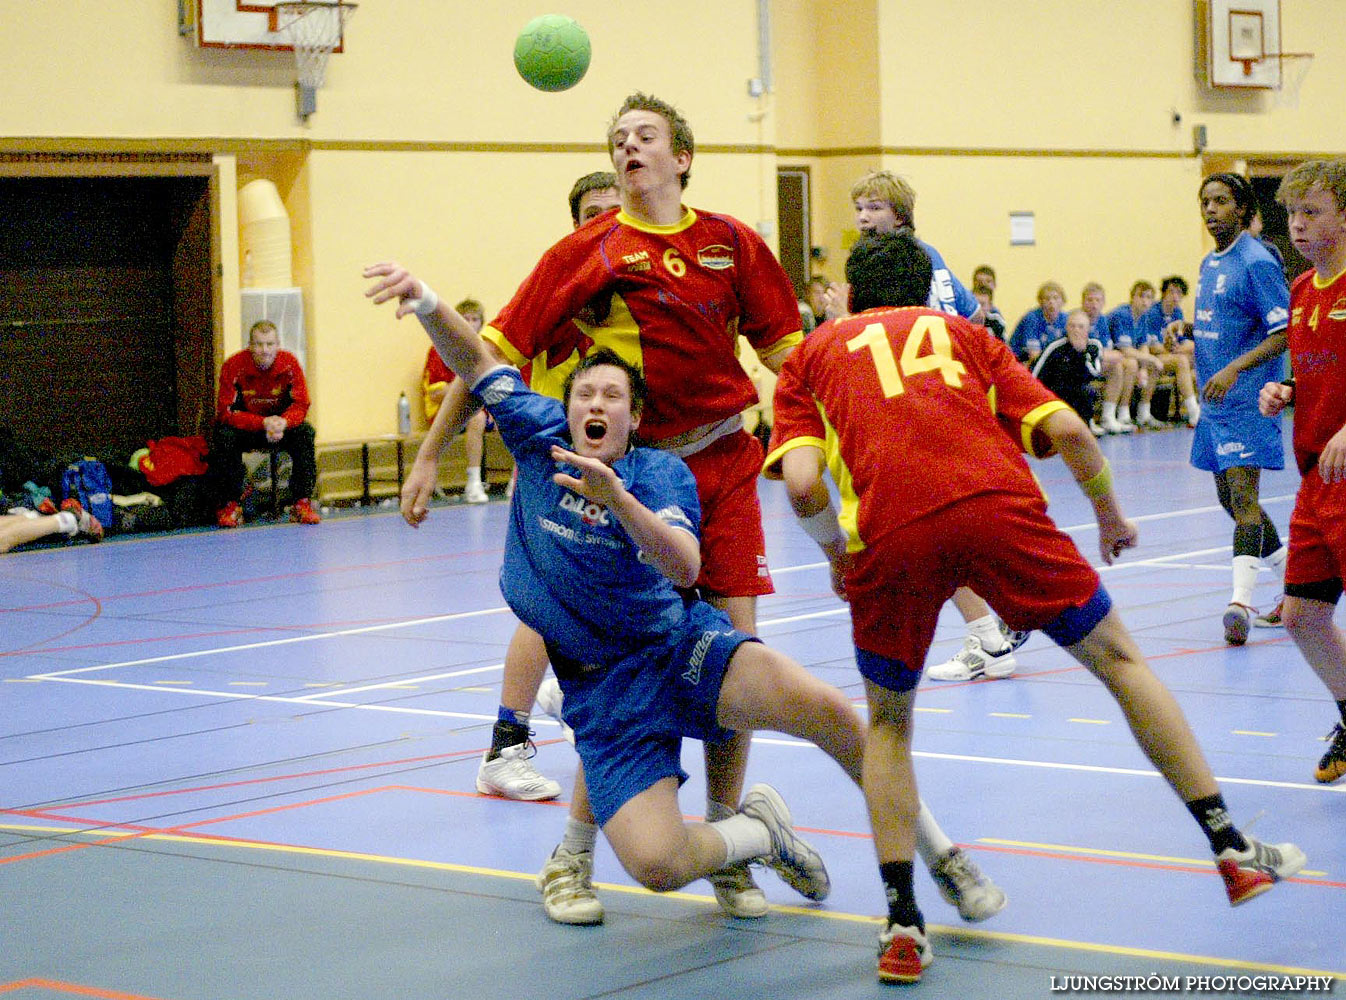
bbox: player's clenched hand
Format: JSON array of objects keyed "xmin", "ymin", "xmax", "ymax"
[
  {"xmin": 551, "ymin": 446, "xmax": 623, "ymax": 506},
  {"xmin": 1097, "ymin": 514, "xmax": 1139, "ymax": 565},
  {"xmin": 825, "ymin": 542, "xmax": 852, "ymax": 602},
  {"xmin": 363, "ymin": 262, "xmax": 431, "ymax": 319},
  {"xmin": 400, "ymin": 456, "xmax": 437, "ymax": 528},
  {"xmin": 1319, "ymin": 427, "xmax": 1346, "ymax": 484},
  {"xmin": 822, "ymin": 282, "xmax": 849, "ymax": 322},
  {"xmin": 1259, "ymin": 380, "xmax": 1293, "ymax": 417}
]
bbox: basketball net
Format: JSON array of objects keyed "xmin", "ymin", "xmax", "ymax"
[
  {"xmin": 1269, "ymin": 52, "xmax": 1313, "ymax": 110},
  {"xmin": 275, "ymin": 1, "xmax": 357, "ymax": 119}
]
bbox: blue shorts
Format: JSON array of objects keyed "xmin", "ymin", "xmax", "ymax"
[
  {"xmin": 558, "ymin": 600, "xmax": 758, "ymax": 827},
  {"xmin": 1190, "ymin": 406, "xmax": 1284, "ymax": 472}
]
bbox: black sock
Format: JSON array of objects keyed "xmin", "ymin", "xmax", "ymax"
[
  {"xmin": 879, "ymin": 860, "xmax": 923, "ymax": 932},
  {"xmin": 1186, "ymin": 793, "xmax": 1248, "ymax": 854},
  {"xmin": 487, "ymin": 719, "xmax": 530, "ymax": 760},
  {"xmin": 1337, "ymin": 700, "xmax": 1346, "ymax": 727}
]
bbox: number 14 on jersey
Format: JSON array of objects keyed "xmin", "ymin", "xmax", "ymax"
[{"xmin": 846, "ymin": 315, "xmax": 967, "ymax": 398}]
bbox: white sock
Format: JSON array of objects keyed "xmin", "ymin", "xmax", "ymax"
[
  {"xmin": 1266, "ymin": 544, "xmax": 1288, "ymax": 584},
  {"xmin": 466, "ymin": 467, "xmax": 483, "ymax": 489},
  {"xmin": 14, "ymin": 507, "xmax": 40, "ymax": 520},
  {"xmin": 1185, "ymin": 395, "xmax": 1201, "ymax": 419},
  {"xmin": 966, "ymin": 614, "xmax": 1007, "ymax": 653},
  {"xmin": 55, "ymin": 511, "xmax": 78, "ymax": 536},
  {"xmin": 1102, "ymin": 401, "xmax": 1117, "ymax": 422},
  {"xmin": 914, "ymin": 800, "xmax": 955, "ymax": 868},
  {"xmin": 710, "ymin": 813, "xmax": 771, "ymax": 865},
  {"xmin": 1231, "ymin": 555, "xmax": 1261, "ymax": 606},
  {"xmin": 1136, "ymin": 401, "xmax": 1152, "ymax": 422},
  {"xmin": 559, "ymin": 816, "xmax": 599, "ymax": 855}
]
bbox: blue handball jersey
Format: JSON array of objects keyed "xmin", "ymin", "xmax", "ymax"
[
  {"xmin": 1192, "ymin": 231, "xmax": 1290, "ymax": 411},
  {"xmin": 471, "ymin": 366, "xmax": 701, "ymax": 669},
  {"xmin": 921, "ymin": 239, "xmax": 978, "ymax": 318}
]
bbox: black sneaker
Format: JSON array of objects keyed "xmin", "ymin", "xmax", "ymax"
[
  {"xmin": 998, "ymin": 619, "xmax": 1031, "ymax": 652},
  {"xmin": 1316, "ymin": 722, "xmax": 1346, "ymax": 784}
]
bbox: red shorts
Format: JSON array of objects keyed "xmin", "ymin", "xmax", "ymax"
[
  {"xmin": 847, "ymin": 491, "xmax": 1100, "ymax": 669},
  {"xmin": 1285, "ymin": 469, "xmax": 1346, "ymax": 586},
  {"xmin": 681, "ymin": 430, "xmax": 773, "ymax": 598}
]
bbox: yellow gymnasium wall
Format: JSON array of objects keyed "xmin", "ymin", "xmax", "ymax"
[{"xmin": 1, "ymin": 1, "xmax": 1343, "ymax": 441}]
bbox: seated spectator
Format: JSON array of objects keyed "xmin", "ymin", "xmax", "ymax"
[
  {"xmin": 802, "ymin": 276, "xmax": 830, "ymax": 333},
  {"xmin": 423, "ymin": 297, "xmax": 491, "ymax": 503},
  {"xmin": 1081, "ymin": 282, "xmax": 1137, "ymax": 434},
  {"xmin": 1031, "ymin": 309, "xmax": 1104, "ymax": 428},
  {"xmin": 971, "ymin": 264, "xmax": 997, "ymax": 294},
  {"xmin": 1139, "ymin": 275, "xmax": 1201, "ymax": 427},
  {"xmin": 210, "ymin": 320, "xmax": 320, "ymax": 527},
  {"xmin": 972, "ymin": 282, "xmax": 1008, "ymax": 342},
  {"xmin": 1009, "ymin": 281, "xmax": 1068, "ymax": 365},
  {"xmin": 0, "ymin": 500, "xmax": 102, "ymax": 554},
  {"xmin": 1106, "ymin": 280, "xmax": 1167, "ymax": 428}
]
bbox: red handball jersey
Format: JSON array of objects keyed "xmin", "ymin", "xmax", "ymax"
[
  {"xmin": 215, "ymin": 349, "xmax": 310, "ymax": 432},
  {"xmin": 766, "ymin": 307, "xmax": 1070, "ymax": 547},
  {"xmin": 481, "ymin": 207, "xmax": 802, "ymax": 442},
  {"xmin": 422, "ymin": 345, "xmax": 456, "ymax": 421},
  {"xmin": 1287, "ymin": 268, "xmax": 1346, "ymax": 474}
]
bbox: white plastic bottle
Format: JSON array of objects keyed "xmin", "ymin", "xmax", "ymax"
[{"xmin": 397, "ymin": 391, "xmax": 411, "ymax": 435}]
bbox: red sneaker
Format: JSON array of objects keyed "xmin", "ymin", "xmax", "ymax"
[
  {"xmin": 59, "ymin": 499, "xmax": 104, "ymax": 542},
  {"xmin": 37, "ymin": 497, "xmax": 58, "ymax": 515},
  {"xmin": 290, "ymin": 497, "xmax": 321, "ymax": 525},
  {"xmin": 216, "ymin": 501, "xmax": 243, "ymax": 529},
  {"xmin": 877, "ymin": 923, "xmax": 932, "ymax": 984}
]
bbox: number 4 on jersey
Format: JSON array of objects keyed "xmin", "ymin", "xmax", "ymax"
[{"xmin": 846, "ymin": 315, "xmax": 967, "ymax": 398}]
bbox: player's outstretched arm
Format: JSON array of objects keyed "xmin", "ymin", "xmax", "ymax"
[
  {"xmin": 780, "ymin": 446, "xmax": 851, "ymax": 600},
  {"xmin": 1038, "ymin": 408, "xmax": 1138, "ymax": 565},
  {"xmin": 364, "ymin": 262, "xmax": 503, "ymax": 527},
  {"xmin": 550, "ymin": 445, "xmax": 701, "ymax": 588}
]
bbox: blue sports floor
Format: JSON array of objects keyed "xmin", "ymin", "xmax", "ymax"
[{"xmin": 2, "ymin": 424, "xmax": 1342, "ymax": 999}]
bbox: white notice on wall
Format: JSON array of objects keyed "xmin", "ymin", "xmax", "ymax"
[{"xmin": 1009, "ymin": 212, "xmax": 1036, "ymax": 246}]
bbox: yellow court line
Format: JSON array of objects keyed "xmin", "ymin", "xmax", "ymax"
[
  {"xmin": 1068, "ymin": 718, "xmax": 1111, "ymax": 725},
  {"xmin": 989, "ymin": 712, "xmax": 1031, "ymax": 719},
  {"xmin": 1232, "ymin": 730, "xmax": 1278, "ymax": 737},
  {"xmin": 3, "ymin": 822, "xmax": 1339, "ymax": 979},
  {"xmin": 979, "ymin": 838, "xmax": 1328, "ymax": 877},
  {"xmin": 914, "ymin": 707, "xmax": 952, "ymax": 715}
]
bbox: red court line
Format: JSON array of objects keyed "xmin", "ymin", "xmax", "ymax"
[
  {"xmin": 60, "ymin": 744, "xmax": 497, "ymax": 807},
  {"xmin": 0, "ymin": 978, "xmax": 177, "ymax": 999}
]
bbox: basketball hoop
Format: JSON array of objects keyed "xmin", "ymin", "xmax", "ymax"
[
  {"xmin": 1268, "ymin": 51, "xmax": 1313, "ymax": 110},
  {"xmin": 272, "ymin": 1, "xmax": 357, "ymax": 120}
]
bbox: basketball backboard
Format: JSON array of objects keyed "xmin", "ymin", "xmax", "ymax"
[
  {"xmin": 1202, "ymin": 0, "xmax": 1281, "ymax": 89},
  {"xmin": 184, "ymin": 0, "xmax": 346, "ymax": 52}
]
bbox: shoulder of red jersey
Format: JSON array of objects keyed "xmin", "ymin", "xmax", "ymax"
[{"xmin": 1291, "ymin": 269, "xmax": 1317, "ymax": 296}]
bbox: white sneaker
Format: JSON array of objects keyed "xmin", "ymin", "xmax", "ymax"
[
  {"xmin": 1098, "ymin": 415, "xmax": 1128, "ymax": 434},
  {"xmin": 926, "ymin": 637, "xmax": 1017, "ymax": 681},
  {"xmin": 534, "ymin": 677, "xmax": 574, "ymax": 744},
  {"xmin": 1216, "ymin": 836, "xmax": 1306, "ymax": 906},
  {"xmin": 463, "ymin": 481, "xmax": 490, "ymax": 504},
  {"xmin": 1117, "ymin": 415, "xmax": 1137, "ymax": 432},
  {"xmin": 537, "ymin": 847, "xmax": 604, "ymax": 924},
  {"xmin": 999, "ymin": 620, "xmax": 1031, "ymax": 651},
  {"xmin": 707, "ymin": 863, "xmax": 768, "ymax": 918},
  {"xmin": 739, "ymin": 783, "xmax": 830, "ymax": 901},
  {"xmin": 929, "ymin": 847, "xmax": 1007, "ymax": 922},
  {"xmin": 1223, "ymin": 602, "xmax": 1253, "ymax": 646},
  {"xmin": 1185, "ymin": 404, "xmax": 1201, "ymax": 428},
  {"xmin": 1088, "ymin": 418, "xmax": 1106, "ymax": 437},
  {"xmin": 1136, "ymin": 414, "xmax": 1166, "ymax": 430},
  {"xmin": 475, "ymin": 743, "xmax": 561, "ymax": 800}
]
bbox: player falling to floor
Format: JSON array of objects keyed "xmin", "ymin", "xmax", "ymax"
[
  {"xmin": 366, "ymin": 263, "xmax": 863, "ymax": 915},
  {"xmin": 1189, "ymin": 172, "xmax": 1292, "ymax": 644},
  {"xmin": 1259, "ymin": 158, "xmax": 1346, "ymax": 785},
  {"xmin": 765, "ymin": 230, "xmax": 1305, "ymax": 985},
  {"xmin": 394, "ymin": 94, "xmax": 1005, "ymax": 929}
]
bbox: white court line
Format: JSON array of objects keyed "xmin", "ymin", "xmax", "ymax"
[
  {"xmin": 27, "ymin": 607, "xmax": 511, "ymax": 680},
  {"xmin": 750, "ymin": 737, "xmax": 1345, "ymax": 795},
  {"xmin": 292, "ymin": 662, "xmax": 508, "ymax": 702}
]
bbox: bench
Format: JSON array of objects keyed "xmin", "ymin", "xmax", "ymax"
[{"xmin": 316, "ymin": 431, "xmax": 512, "ymax": 505}]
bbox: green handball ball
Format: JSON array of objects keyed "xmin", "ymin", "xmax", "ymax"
[{"xmin": 513, "ymin": 14, "xmax": 591, "ymax": 92}]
